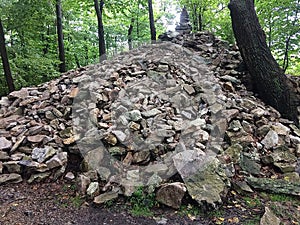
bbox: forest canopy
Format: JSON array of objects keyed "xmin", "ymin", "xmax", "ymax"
[{"xmin": 0, "ymin": 0, "xmax": 299, "ymax": 95}]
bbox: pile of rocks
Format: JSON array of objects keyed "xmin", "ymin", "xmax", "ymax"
[{"xmin": 0, "ymin": 31, "xmax": 300, "ymax": 210}]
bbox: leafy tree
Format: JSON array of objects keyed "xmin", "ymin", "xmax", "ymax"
[
  {"xmin": 56, "ymin": 0, "xmax": 66, "ymax": 72},
  {"xmin": 148, "ymin": 0, "xmax": 156, "ymax": 42},
  {"xmin": 94, "ymin": 0, "xmax": 106, "ymax": 61},
  {"xmin": 228, "ymin": 0, "xmax": 298, "ymax": 123},
  {"xmin": 256, "ymin": 0, "xmax": 300, "ymax": 75},
  {"xmin": 0, "ymin": 18, "xmax": 15, "ymax": 92}
]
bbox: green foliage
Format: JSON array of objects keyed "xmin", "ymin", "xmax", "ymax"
[
  {"xmin": 129, "ymin": 186, "xmax": 157, "ymax": 216},
  {"xmin": 0, "ymin": 0, "xmax": 299, "ymax": 95},
  {"xmin": 179, "ymin": 204, "xmax": 201, "ymax": 216},
  {"xmin": 256, "ymin": 0, "xmax": 300, "ymax": 75}
]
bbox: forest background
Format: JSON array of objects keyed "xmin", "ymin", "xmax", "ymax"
[{"xmin": 0, "ymin": 0, "xmax": 299, "ymax": 96}]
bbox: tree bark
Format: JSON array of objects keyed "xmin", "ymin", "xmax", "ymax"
[
  {"xmin": 228, "ymin": 0, "xmax": 298, "ymax": 124},
  {"xmin": 128, "ymin": 18, "xmax": 134, "ymax": 50},
  {"xmin": 0, "ymin": 19, "xmax": 15, "ymax": 92},
  {"xmin": 148, "ymin": 0, "xmax": 156, "ymax": 42},
  {"xmin": 94, "ymin": 0, "xmax": 106, "ymax": 62},
  {"xmin": 56, "ymin": 0, "xmax": 66, "ymax": 73}
]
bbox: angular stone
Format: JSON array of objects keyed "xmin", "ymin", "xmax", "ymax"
[
  {"xmin": 105, "ymin": 133, "xmax": 117, "ymax": 145},
  {"xmin": 81, "ymin": 146, "xmax": 105, "ymax": 171},
  {"xmin": 108, "ymin": 146, "xmax": 126, "ymax": 156},
  {"xmin": 126, "ymin": 110, "xmax": 142, "ymax": 122},
  {"xmin": 144, "ymin": 163, "xmax": 169, "ymax": 175},
  {"xmin": 260, "ymin": 206, "xmax": 280, "ymax": 225},
  {"xmin": 226, "ymin": 131, "xmax": 254, "ymax": 147},
  {"xmin": 0, "ymin": 173, "xmax": 22, "ymax": 184},
  {"xmin": 142, "ymin": 108, "xmax": 161, "ymax": 117},
  {"xmin": 222, "ymin": 109, "xmax": 239, "ymax": 122},
  {"xmin": 251, "ymin": 108, "xmax": 266, "ymax": 118},
  {"xmin": 156, "ymin": 182, "xmax": 186, "ymax": 209},
  {"xmin": 65, "ymin": 171, "xmax": 75, "ymax": 181},
  {"xmin": 246, "ymin": 177, "xmax": 300, "ymax": 196},
  {"xmin": 220, "ymin": 75, "xmax": 240, "ymax": 84},
  {"xmin": 0, "ymin": 151, "xmax": 10, "ymax": 160},
  {"xmin": 272, "ymin": 123, "xmax": 290, "ymax": 136},
  {"xmin": 223, "ymin": 144, "xmax": 243, "ymax": 163},
  {"xmin": 28, "ymin": 172, "xmax": 51, "ymax": 183},
  {"xmin": 112, "ymin": 130, "xmax": 127, "ymax": 142},
  {"xmin": 182, "ymin": 84, "xmax": 195, "ymax": 95},
  {"xmin": 68, "ymin": 87, "xmax": 79, "ymax": 98},
  {"xmin": 46, "ymin": 152, "xmax": 68, "ymax": 169},
  {"xmin": 93, "ymin": 191, "xmax": 119, "ymax": 204},
  {"xmin": 87, "ymin": 182, "xmax": 100, "ymax": 198},
  {"xmin": 3, "ymin": 161, "xmax": 22, "ymax": 173},
  {"xmin": 174, "ymin": 152, "xmax": 229, "ymax": 208},
  {"xmin": 77, "ymin": 174, "xmax": 91, "ymax": 194},
  {"xmin": 133, "ymin": 150, "xmax": 150, "ymax": 164},
  {"xmin": 290, "ymin": 124, "xmax": 300, "ymax": 137},
  {"xmin": 240, "ymin": 153, "xmax": 261, "ymax": 175},
  {"xmin": 9, "ymin": 88, "xmax": 29, "ymax": 99},
  {"xmin": 0, "ymin": 137, "xmax": 12, "ymax": 150},
  {"xmin": 290, "ymin": 135, "xmax": 300, "ymax": 144},
  {"xmin": 19, "ymin": 160, "xmax": 49, "ymax": 172},
  {"xmin": 261, "ymin": 130, "xmax": 279, "ymax": 149},
  {"xmin": 156, "ymin": 129, "xmax": 176, "ymax": 137},
  {"xmin": 10, "ymin": 136, "xmax": 26, "ymax": 153},
  {"xmin": 32, "ymin": 146, "xmax": 57, "ymax": 163}
]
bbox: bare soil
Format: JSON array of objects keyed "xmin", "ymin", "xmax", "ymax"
[{"xmin": 1, "ymin": 179, "xmax": 299, "ymax": 225}]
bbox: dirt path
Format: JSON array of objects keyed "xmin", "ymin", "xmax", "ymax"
[{"xmin": 0, "ymin": 180, "xmax": 208, "ymax": 225}]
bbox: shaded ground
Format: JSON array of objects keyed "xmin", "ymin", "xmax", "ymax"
[{"xmin": 1, "ymin": 179, "xmax": 300, "ymax": 225}]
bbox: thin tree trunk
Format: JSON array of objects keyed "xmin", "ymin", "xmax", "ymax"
[
  {"xmin": 128, "ymin": 18, "xmax": 134, "ymax": 50},
  {"xmin": 94, "ymin": 0, "xmax": 106, "ymax": 62},
  {"xmin": 148, "ymin": 0, "xmax": 156, "ymax": 42},
  {"xmin": 228, "ymin": 0, "xmax": 298, "ymax": 124},
  {"xmin": 0, "ymin": 19, "xmax": 15, "ymax": 92},
  {"xmin": 56, "ymin": 0, "xmax": 66, "ymax": 73}
]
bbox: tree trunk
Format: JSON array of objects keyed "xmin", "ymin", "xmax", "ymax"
[
  {"xmin": 94, "ymin": 0, "xmax": 106, "ymax": 62},
  {"xmin": 228, "ymin": 0, "xmax": 298, "ymax": 124},
  {"xmin": 148, "ymin": 0, "xmax": 156, "ymax": 42},
  {"xmin": 56, "ymin": 0, "xmax": 66, "ymax": 73},
  {"xmin": 0, "ymin": 19, "xmax": 15, "ymax": 93},
  {"xmin": 128, "ymin": 18, "xmax": 134, "ymax": 50}
]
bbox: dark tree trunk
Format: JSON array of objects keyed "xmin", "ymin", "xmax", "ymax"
[
  {"xmin": 228, "ymin": 0, "xmax": 298, "ymax": 124},
  {"xmin": 148, "ymin": 0, "xmax": 156, "ymax": 42},
  {"xmin": 94, "ymin": 0, "xmax": 106, "ymax": 62},
  {"xmin": 56, "ymin": 0, "xmax": 66, "ymax": 73},
  {"xmin": 0, "ymin": 19, "xmax": 15, "ymax": 92},
  {"xmin": 128, "ymin": 18, "xmax": 134, "ymax": 50}
]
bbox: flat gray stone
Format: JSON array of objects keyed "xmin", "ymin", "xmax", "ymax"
[
  {"xmin": 0, "ymin": 173, "xmax": 22, "ymax": 184},
  {"xmin": 93, "ymin": 191, "xmax": 118, "ymax": 204},
  {"xmin": 261, "ymin": 130, "xmax": 279, "ymax": 149},
  {"xmin": 0, "ymin": 137, "xmax": 12, "ymax": 150}
]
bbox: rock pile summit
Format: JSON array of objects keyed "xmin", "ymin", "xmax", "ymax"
[{"xmin": 0, "ymin": 31, "xmax": 300, "ymax": 210}]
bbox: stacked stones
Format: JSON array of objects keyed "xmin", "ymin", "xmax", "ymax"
[
  {"xmin": 175, "ymin": 7, "xmax": 192, "ymax": 34},
  {"xmin": 0, "ymin": 31, "xmax": 300, "ymax": 210}
]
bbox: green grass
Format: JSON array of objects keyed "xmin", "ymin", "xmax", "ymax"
[
  {"xmin": 243, "ymin": 216, "xmax": 260, "ymax": 225},
  {"xmin": 70, "ymin": 195, "xmax": 84, "ymax": 208},
  {"xmin": 243, "ymin": 196, "xmax": 263, "ymax": 208},
  {"xmin": 268, "ymin": 193, "xmax": 298, "ymax": 202},
  {"xmin": 129, "ymin": 186, "xmax": 157, "ymax": 217},
  {"xmin": 179, "ymin": 204, "xmax": 201, "ymax": 216}
]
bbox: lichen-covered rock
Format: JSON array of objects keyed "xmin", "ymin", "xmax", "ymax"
[{"xmin": 174, "ymin": 153, "xmax": 229, "ymax": 208}]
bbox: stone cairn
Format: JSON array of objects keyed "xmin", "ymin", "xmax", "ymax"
[
  {"xmin": 0, "ymin": 31, "xmax": 300, "ymax": 210},
  {"xmin": 175, "ymin": 7, "xmax": 192, "ymax": 34}
]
